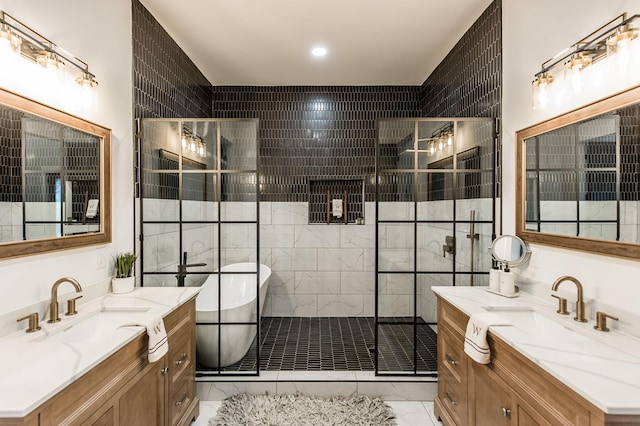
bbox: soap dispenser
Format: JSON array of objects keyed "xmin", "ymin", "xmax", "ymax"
[
  {"xmin": 489, "ymin": 260, "xmax": 501, "ymax": 291},
  {"xmin": 499, "ymin": 264, "xmax": 516, "ymax": 295}
]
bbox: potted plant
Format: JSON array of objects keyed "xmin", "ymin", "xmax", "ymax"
[{"xmin": 112, "ymin": 252, "xmax": 137, "ymax": 294}]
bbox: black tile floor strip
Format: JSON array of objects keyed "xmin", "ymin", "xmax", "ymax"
[{"xmin": 196, "ymin": 317, "xmax": 438, "ymax": 373}]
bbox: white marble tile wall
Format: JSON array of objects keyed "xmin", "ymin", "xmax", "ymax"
[
  {"xmin": 140, "ymin": 199, "xmax": 495, "ymax": 319},
  {"xmin": 0, "ymin": 202, "xmax": 23, "ymax": 243},
  {"xmin": 261, "ymin": 202, "xmax": 374, "ymax": 317}
]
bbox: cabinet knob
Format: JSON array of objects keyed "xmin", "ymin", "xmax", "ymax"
[
  {"xmin": 445, "ymin": 391, "xmax": 459, "ymax": 406},
  {"xmin": 161, "ymin": 367, "xmax": 169, "ymax": 376},
  {"xmin": 175, "ymin": 392, "xmax": 187, "ymax": 407},
  {"xmin": 502, "ymin": 407, "xmax": 511, "ymax": 417},
  {"xmin": 445, "ymin": 353, "xmax": 459, "ymax": 366},
  {"xmin": 175, "ymin": 352, "xmax": 188, "ymax": 365}
]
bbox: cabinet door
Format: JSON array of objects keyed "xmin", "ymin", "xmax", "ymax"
[
  {"xmin": 119, "ymin": 361, "xmax": 166, "ymax": 426},
  {"xmin": 470, "ymin": 362, "xmax": 512, "ymax": 426}
]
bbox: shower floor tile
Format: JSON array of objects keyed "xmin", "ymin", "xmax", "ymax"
[{"xmin": 197, "ymin": 317, "xmax": 438, "ymax": 374}]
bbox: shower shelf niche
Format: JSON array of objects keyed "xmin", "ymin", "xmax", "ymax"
[{"xmin": 308, "ymin": 179, "xmax": 365, "ymax": 225}]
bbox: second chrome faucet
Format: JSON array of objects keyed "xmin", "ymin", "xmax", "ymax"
[{"xmin": 551, "ymin": 275, "xmax": 587, "ymax": 322}]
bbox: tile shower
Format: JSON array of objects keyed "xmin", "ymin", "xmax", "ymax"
[{"xmin": 131, "ymin": 0, "xmax": 503, "ymax": 378}]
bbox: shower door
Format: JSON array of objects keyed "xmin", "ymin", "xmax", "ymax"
[
  {"xmin": 375, "ymin": 118, "xmax": 498, "ymax": 376},
  {"xmin": 136, "ymin": 118, "xmax": 260, "ymax": 376}
]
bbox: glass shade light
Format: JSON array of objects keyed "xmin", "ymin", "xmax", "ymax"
[
  {"xmin": 564, "ymin": 53, "xmax": 592, "ymax": 93},
  {"xmin": 532, "ymin": 72, "xmax": 554, "ymax": 110},
  {"xmin": 606, "ymin": 25, "xmax": 638, "ymax": 72},
  {"xmin": 0, "ymin": 23, "xmax": 20, "ymax": 51},
  {"xmin": 447, "ymin": 133, "xmax": 453, "ymax": 146},
  {"xmin": 36, "ymin": 52, "xmax": 65, "ymax": 71},
  {"xmin": 76, "ymin": 72, "xmax": 98, "ymax": 88}
]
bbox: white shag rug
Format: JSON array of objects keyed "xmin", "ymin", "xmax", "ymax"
[{"xmin": 209, "ymin": 393, "xmax": 396, "ymax": 426}]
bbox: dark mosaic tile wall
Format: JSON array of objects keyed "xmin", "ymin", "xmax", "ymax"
[
  {"xmin": 419, "ymin": 0, "xmax": 502, "ymax": 119},
  {"xmin": 132, "ymin": 0, "xmax": 212, "ymax": 120},
  {"xmin": 0, "ymin": 105, "xmax": 22, "ymax": 202},
  {"xmin": 619, "ymin": 104, "xmax": 640, "ymax": 201},
  {"xmin": 132, "ymin": 0, "xmax": 213, "ymax": 199},
  {"xmin": 212, "ymin": 86, "xmax": 420, "ymax": 201}
]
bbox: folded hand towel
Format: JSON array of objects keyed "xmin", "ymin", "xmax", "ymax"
[
  {"xmin": 463, "ymin": 313, "xmax": 510, "ymax": 364},
  {"xmin": 121, "ymin": 315, "xmax": 168, "ymax": 363}
]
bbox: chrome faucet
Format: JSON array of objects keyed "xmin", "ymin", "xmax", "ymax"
[
  {"xmin": 551, "ymin": 276, "xmax": 587, "ymax": 322},
  {"xmin": 48, "ymin": 277, "xmax": 83, "ymax": 323}
]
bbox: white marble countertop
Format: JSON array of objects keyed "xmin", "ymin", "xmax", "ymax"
[
  {"xmin": 0, "ymin": 287, "xmax": 200, "ymax": 418},
  {"xmin": 432, "ymin": 286, "xmax": 640, "ymax": 415}
]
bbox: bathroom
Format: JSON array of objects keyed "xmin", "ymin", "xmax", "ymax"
[{"xmin": 1, "ymin": 0, "xmax": 639, "ymax": 425}]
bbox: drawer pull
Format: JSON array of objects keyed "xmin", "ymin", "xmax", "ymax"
[
  {"xmin": 445, "ymin": 391, "xmax": 459, "ymax": 406},
  {"xmin": 175, "ymin": 392, "xmax": 187, "ymax": 407},
  {"xmin": 160, "ymin": 367, "xmax": 169, "ymax": 376},
  {"xmin": 175, "ymin": 352, "xmax": 188, "ymax": 366},
  {"xmin": 502, "ymin": 407, "xmax": 511, "ymax": 417},
  {"xmin": 445, "ymin": 353, "xmax": 459, "ymax": 366}
]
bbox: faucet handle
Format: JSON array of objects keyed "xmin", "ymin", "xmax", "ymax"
[
  {"xmin": 17, "ymin": 312, "xmax": 42, "ymax": 333},
  {"xmin": 594, "ymin": 311, "xmax": 618, "ymax": 332},
  {"xmin": 551, "ymin": 294, "xmax": 569, "ymax": 315},
  {"xmin": 65, "ymin": 295, "xmax": 83, "ymax": 316}
]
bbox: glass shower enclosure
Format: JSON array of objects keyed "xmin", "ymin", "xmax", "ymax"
[
  {"xmin": 375, "ymin": 117, "xmax": 498, "ymax": 375},
  {"xmin": 137, "ymin": 118, "xmax": 260, "ymax": 376}
]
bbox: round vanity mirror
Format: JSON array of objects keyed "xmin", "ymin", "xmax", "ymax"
[{"xmin": 489, "ymin": 234, "xmax": 531, "ymax": 267}]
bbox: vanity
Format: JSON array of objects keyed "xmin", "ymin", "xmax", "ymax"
[
  {"xmin": 433, "ymin": 287, "xmax": 640, "ymax": 425},
  {"xmin": 0, "ymin": 287, "xmax": 200, "ymax": 426}
]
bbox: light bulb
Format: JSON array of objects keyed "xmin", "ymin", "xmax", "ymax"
[
  {"xmin": 181, "ymin": 136, "xmax": 187, "ymax": 148},
  {"xmin": 438, "ymin": 140, "xmax": 444, "ymax": 151},
  {"xmin": 447, "ymin": 134, "xmax": 453, "ymax": 146},
  {"xmin": 189, "ymin": 140, "xmax": 196, "ymax": 152}
]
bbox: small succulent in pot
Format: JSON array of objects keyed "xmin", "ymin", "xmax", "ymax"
[{"xmin": 114, "ymin": 252, "xmax": 137, "ymax": 278}]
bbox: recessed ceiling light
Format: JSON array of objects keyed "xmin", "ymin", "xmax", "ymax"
[{"xmin": 311, "ymin": 47, "xmax": 327, "ymax": 57}]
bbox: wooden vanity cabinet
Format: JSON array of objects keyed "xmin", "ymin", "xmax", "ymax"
[
  {"xmin": 434, "ymin": 296, "xmax": 640, "ymax": 426},
  {"xmin": 1, "ymin": 298, "xmax": 199, "ymax": 426}
]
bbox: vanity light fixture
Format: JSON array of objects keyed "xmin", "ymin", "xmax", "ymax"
[
  {"xmin": 0, "ymin": 11, "xmax": 98, "ymax": 89},
  {"xmin": 181, "ymin": 127, "xmax": 206, "ymax": 158},
  {"xmin": 532, "ymin": 13, "xmax": 639, "ymax": 109}
]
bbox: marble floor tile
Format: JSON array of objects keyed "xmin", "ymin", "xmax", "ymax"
[{"xmin": 191, "ymin": 400, "xmax": 221, "ymax": 426}]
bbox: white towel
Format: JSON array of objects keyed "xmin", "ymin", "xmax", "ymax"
[
  {"xmin": 121, "ymin": 315, "xmax": 168, "ymax": 363},
  {"xmin": 463, "ymin": 313, "xmax": 510, "ymax": 364},
  {"xmin": 332, "ymin": 199, "xmax": 343, "ymax": 218}
]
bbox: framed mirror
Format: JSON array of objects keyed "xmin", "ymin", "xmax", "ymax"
[
  {"xmin": 0, "ymin": 88, "xmax": 111, "ymax": 259},
  {"xmin": 516, "ymin": 85, "xmax": 640, "ymax": 260}
]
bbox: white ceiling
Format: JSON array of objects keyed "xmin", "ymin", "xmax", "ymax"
[{"xmin": 139, "ymin": 0, "xmax": 493, "ymax": 86}]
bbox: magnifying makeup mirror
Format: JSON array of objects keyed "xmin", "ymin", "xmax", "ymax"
[{"xmin": 489, "ymin": 234, "xmax": 531, "ymax": 268}]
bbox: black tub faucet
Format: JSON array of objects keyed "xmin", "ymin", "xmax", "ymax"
[{"xmin": 176, "ymin": 251, "xmax": 207, "ymax": 287}]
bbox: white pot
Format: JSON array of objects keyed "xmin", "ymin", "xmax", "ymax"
[{"xmin": 112, "ymin": 276, "xmax": 135, "ymax": 294}]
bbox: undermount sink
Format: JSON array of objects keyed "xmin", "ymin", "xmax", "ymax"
[
  {"xmin": 483, "ymin": 306, "xmax": 589, "ymax": 343},
  {"xmin": 34, "ymin": 308, "xmax": 151, "ymax": 343}
]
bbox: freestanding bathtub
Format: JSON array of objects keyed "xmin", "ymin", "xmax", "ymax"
[{"xmin": 195, "ymin": 262, "xmax": 271, "ymax": 368}]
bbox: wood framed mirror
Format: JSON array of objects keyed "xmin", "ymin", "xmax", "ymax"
[
  {"xmin": 516, "ymin": 84, "xmax": 640, "ymax": 260},
  {"xmin": 0, "ymin": 88, "xmax": 111, "ymax": 259}
]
